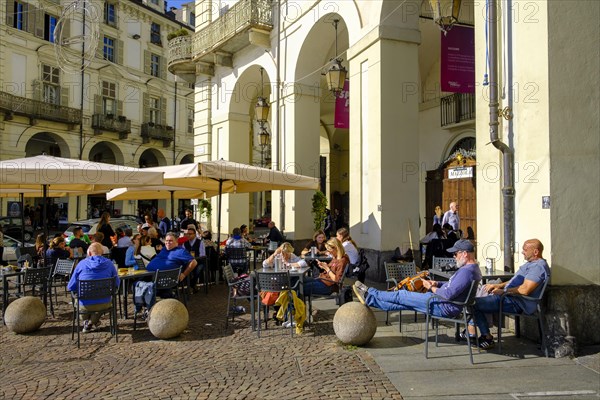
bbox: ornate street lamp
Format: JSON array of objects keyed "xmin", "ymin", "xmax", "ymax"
[
  {"xmin": 255, "ymin": 68, "xmax": 270, "ymax": 123},
  {"xmin": 429, "ymin": 0, "xmax": 462, "ymax": 35},
  {"xmin": 258, "ymin": 123, "xmax": 270, "ymax": 148},
  {"xmin": 324, "ymin": 19, "xmax": 347, "ymax": 94}
]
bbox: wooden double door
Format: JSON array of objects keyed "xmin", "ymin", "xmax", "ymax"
[{"xmin": 425, "ymin": 159, "xmax": 477, "ymax": 239}]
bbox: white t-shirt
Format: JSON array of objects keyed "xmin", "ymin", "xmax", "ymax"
[{"xmin": 343, "ymin": 241, "xmax": 359, "ymax": 264}]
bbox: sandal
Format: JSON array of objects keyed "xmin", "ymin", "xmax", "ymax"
[
  {"xmin": 478, "ymin": 336, "xmax": 495, "ymax": 349},
  {"xmin": 459, "ymin": 329, "xmax": 476, "ymax": 342}
]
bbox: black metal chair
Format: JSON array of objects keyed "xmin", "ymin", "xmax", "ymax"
[
  {"xmin": 384, "ymin": 261, "xmax": 418, "ymax": 330},
  {"xmin": 255, "ymin": 271, "xmax": 295, "ymax": 338},
  {"xmin": 15, "ymin": 267, "xmax": 51, "ymax": 313},
  {"xmin": 498, "ymin": 278, "xmax": 550, "ymax": 357},
  {"xmin": 71, "ymin": 276, "xmax": 118, "ymax": 348},
  {"xmin": 49, "ymin": 258, "xmax": 75, "ymax": 316},
  {"xmin": 133, "ymin": 267, "xmax": 183, "ymax": 331},
  {"xmin": 135, "ymin": 258, "xmax": 146, "ymax": 270},
  {"xmin": 425, "ymin": 280, "xmax": 481, "ymax": 364},
  {"xmin": 225, "ymin": 246, "xmax": 250, "ymax": 275},
  {"xmin": 223, "ymin": 264, "xmax": 255, "ymax": 330},
  {"xmin": 432, "ymin": 257, "xmax": 456, "ymax": 271}
]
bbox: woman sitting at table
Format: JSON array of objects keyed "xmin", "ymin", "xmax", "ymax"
[
  {"xmin": 303, "ymin": 238, "xmax": 349, "ymax": 296},
  {"xmin": 147, "ymin": 227, "xmax": 163, "ymax": 252},
  {"xmin": 262, "ymin": 242, "xmax": 307, "ymax": 269},
  {"xmin": 46, "ymin": 236, "xmax": 72, "ymax": 267},
  {"xmin": 335, "ymin": 227, "xmax": 359, "ymax": 265},
  {"xmin": 125, "ymin": 234, "xmax": 141, "ymax": 268},
  {"xmin": 136, "ymin": 235, "xmax": 156, "ymax": 267},
  {"xmin": 300, "ymin": 230, "xmax": 327, "ymax": 256}
]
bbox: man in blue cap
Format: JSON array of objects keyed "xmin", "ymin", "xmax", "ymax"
[{"xmin": 353, "ymin": 239, "xmax": 481, "ymax": 319}]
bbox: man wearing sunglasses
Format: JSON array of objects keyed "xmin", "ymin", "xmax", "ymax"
[{"xmin": 353, "ymin": 239, "xmax": 481, "ymax": 320}]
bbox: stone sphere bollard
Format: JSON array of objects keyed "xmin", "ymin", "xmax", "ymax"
[
  {"xmin": 4, "ymin": 296, "xmax": 46, "ymax": 334},
  {"xmin": 148, "ymin": 299, "xmax": 189, "ymax": 339},
  {"xmin": 333, "ymin": 301, "xmax": 377, "ymax": 346}
]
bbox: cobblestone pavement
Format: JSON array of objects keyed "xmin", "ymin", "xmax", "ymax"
[{"xmin": 0, "ymin": 284, "xmax": 403, "ymax": 400}]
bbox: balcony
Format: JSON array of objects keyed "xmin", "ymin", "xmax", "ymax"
[
  {"xmin": 92, "ymin": 114, "xmax": 131, "ymax": 139},
  {"xmin": 191, "ymin": 0, "xmax": 272, "ymax": 65},
  {"xmin": 0, "ymin": 91, "xmax": 81, "ymax": 126},
  {"xmin": 141, "ymin": 122, "xmax": 173, "ymax": 147},
  {"xmin": 440, "ymin": 93, "xmax": 475, "ymax": 127},
  {"xmin": 167, "ymin": 35, "xmax": 196, "ymax": 81}
]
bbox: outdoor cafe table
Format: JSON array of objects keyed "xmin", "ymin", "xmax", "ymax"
[
  {"xmin": 117, "ymin": 268, "xmax": 154, "ymax": 319},
  {"xmin": 428, "ymin": 265, "xmax": 514, "ymax": 283},
  {"xmin": 301, "ymin": 255, "xmax": 333, "ymax": 263},
  {"xmin": 248, "ymin": 265, "xmax": 311, "ymax": 331}
]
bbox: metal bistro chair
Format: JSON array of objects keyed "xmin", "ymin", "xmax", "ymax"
[
  {"xmin": 425, "ymin": 280, "xmax": 481, "ymax": 364},
  {"xmin": 49, "ymin": 258, "xmax": 75, "ymax": 316},
  {"xmin": 306, "ymin": 263, "xmax": 352, "ymax": 324},
  {"xmin": 384, "ymin": 261, "xmax": 417, "ymax": 330},
  {"xmin": 15, "ymin": 267, "xmax": 52, "ymax": 313},
  {"xmin": 71, "ymin": 276, "xmax": 118, "ymax": 348},
  {"xmin": 498, "ymin": 278, "xmax": 550, "ymax": 357},
  {"xmin": 432, "ymin": 257, "xmax": 456, "ymax": 271},
  {"xmin": 133, "ymin": 267, "xmax": 183, "ymax": 330},
  {"xmin": 135, "ymin": 258, "xmax": 147, "ymax": 270},
  {"xmin": 256, "ymin": 271, "xmax": 295, "ymax": 338},
  {"xmin": 225, "ymin": 246, "xmax": 250, "ymax": 275},
  {"xmin": 223, "ymin": 264, "xmax": 255, "ymax": 330}
]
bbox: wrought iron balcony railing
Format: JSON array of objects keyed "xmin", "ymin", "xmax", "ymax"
[
  {"xmin": 440, "ymin": 93, "xmax": 475, "ymax": 127},
  {"xmin": 192, "ymin": 0, "xmax": 272, "ymax": 61},
  {"xmin": 0, "ymin": 91, "xmax": 81, "ymax": 125},
  {"xmin": 92, "ymin": 114, "xmax": 131, "ymax": 138},
  {"xmin": 141, "ymin": 122, "xmax": 173, "ymax": 147},
  {"xmin": 167, "ymin": 35, "xmax": 196, "ymax": 78}
]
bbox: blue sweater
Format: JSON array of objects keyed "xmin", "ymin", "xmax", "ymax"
[
  {"xmin": 435, "ymin": 263, "xmax": 482, "ymax": 317},
  {"xmin": 67, "ymin": 256, "xmax": 120, "ymax": 305}
]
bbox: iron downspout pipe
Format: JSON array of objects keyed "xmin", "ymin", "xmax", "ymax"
[{"xmin": 488, "ymin": 0, "xmax": 515, "ymax": 272}]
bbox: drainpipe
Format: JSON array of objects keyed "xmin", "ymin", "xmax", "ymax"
[
  {"xmin": 275, "ymin": 0, "xmax": 284, "ymax": 232},
  {"xmin": 488, "ymin": 0, "xmax": 515, "ymax": 272}
]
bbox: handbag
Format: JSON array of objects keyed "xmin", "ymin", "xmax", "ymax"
[
  {"xmin": 260, "ymin": 291, "xmax": 279, "ymax": 306},
  {"xmin": 390, "ymin": 271, "xmax": 429, "ymax": 293}
]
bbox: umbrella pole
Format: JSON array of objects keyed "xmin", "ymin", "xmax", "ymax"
[
  {"xmin": 170, "ymin": 190, "xmax": 175, "ymax": 232},
  {"xmin": 43, "ymin": 184, "xmax": 48, "ymax": 267},
  {"xmin": 20, "ymin": 193, "xmax": 25, "ymax": 243},
  {"xmin": 216, "ymin": 180, "xmax": 223, "ymax": 245}
]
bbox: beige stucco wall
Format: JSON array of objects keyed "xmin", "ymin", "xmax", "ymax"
[{"xmin": 547, "ymin": 1, "xmax": 600, "ymax": 285}]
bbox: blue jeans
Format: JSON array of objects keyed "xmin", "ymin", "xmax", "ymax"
[
  {"xmin": 365, "ymin": 289, "xmax": 449, "ymax": 317},
  {"xmin": 473, "ymin": 295, "xmax": 522, "ymax": 336},
  {"xmin": 303, "ymin": 278, "xmax": 332, "ymax": 296}
]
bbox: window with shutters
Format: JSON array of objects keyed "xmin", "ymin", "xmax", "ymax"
[
  {"xmin": 187, "ymin": 107, "xmax": 194, "ymax": 133},
  {"xmin": 42, "ymin": 65, "xmax": 60, "ymax": 105},
  {"xmin": 149, "ymin": 96, "xmax": 160, "ymax": 124},
  {"xmin": 102, "ymin": 81, "xmax": 116, "ymax": 115},
  {"xmin": 150, "ymin": 22, "xmax": 161, "ymax": 45},
  {"xmin": 189, "ymin": 12, "xmax": 195, "ymax": 27},
  {"xmin": 44, "ymin": 14, "xmax": 58, "ymax": 42},
  {"xmin": 150, "ymin": 54, "xmax": 160, "ymax": 77},
  {"xmin": 14, "ymin": 2, "xmax": 27, "ymax": 30},
  {"xmin": 103, "ymin": 36, "xmax": 115, "ymax": 62},
  {"xmin": 104, "ymin": 3, "xmax": 116, "ymax": 27}
]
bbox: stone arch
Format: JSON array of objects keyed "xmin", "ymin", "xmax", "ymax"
[
  {"xmin": 379, "ymin": 0, "xmax": 421, "ymax": 30},
  {"xmin": 138, "ymin": 148, "xmax": 167, "ymax": 168},
  {"xmin": 441, "ymin": 130, "xmax": 476, "ymax": 164},
  {"xmin": 84, "ymin": 141, "xmax": 125, "ymax": 164},
  {"xmin": 25, "ymin": 132, "xmax": 71, "ymax": 158},
  {"xmin": 179, "ymin": 154, "xmax": 194, "ymax": 164}
]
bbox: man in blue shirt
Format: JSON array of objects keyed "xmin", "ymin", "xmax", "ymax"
[
  {"xmin": 67, "ymin": 243, "xmax": 120, "ymax": 333},
  {"xmin": 147, "ymin": 232, "xmax": 197, "ymax": 281},
  {"xmin": 471, "ymin": 239, "xmax": 550, "ymax": 349},
  {"xmin": 353, "ymin": 239, "xmax": 481, "ymax": 319},
  {"xmin": 441, "ymin": 202, "xmax": 460, "ymax": 231},
  {"xmin": 157, "ymin": 208, "xmax": 171, "ymax": 238}
]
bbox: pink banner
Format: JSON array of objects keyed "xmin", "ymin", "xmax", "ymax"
[
  {"xmin": 441, "ymin": 26, "xmax": 475, "ymax": 93},
  {"xmin": 334, "ymin": 80, "xmax": 349, "ymax": 129}
]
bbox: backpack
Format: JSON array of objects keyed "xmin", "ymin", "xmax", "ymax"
[
  {"xmin": 349, "ymin": 249, "xmax": 370, "ymax": 282},
  {"xmin": 390, "ymin": 271, "xmax": 429, "ymax": 293}
]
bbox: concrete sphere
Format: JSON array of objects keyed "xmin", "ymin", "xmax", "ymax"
[
  {"xmin": 148, "ymin": 299, "xmax": 188, "ymax": 339},
  {"xmin": 5, "ymin": 296, "xmax": 46, "ymax": 334},
  {"xmin": 333, "ymin": 302, "xmax": 377, "ymax": 346}
]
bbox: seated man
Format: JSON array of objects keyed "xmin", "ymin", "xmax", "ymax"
[
  {"xmin": 353, "ymin": 239, "xmax": 481, "ymax": 320},
  {"xmin": 183, "ymin": 226, "xmax": 206, "ymax": 291},
  {"xmin": 67, "ymin": 243, "xmax": 120, "ymax": 333},
  {"xmin": 469, "ymin": 239, "xmax": 550, "ymax": 349},
  {"xmin": 147, "ymin": 232, "xmax": 197, "ymax": 292},
  {"xmin": 68, "ymin": 226, "xmax": 89, "ymax": 256},
  {"xmin": 225, "ymin": 228, "xmax": 251, "ymax": 275}
]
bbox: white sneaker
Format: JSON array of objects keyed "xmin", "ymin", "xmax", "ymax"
[{"xmin": 282, "ymin": 320, "xmax": 296, "ymax": 328}]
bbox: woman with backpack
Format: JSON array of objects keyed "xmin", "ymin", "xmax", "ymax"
[{"xmin": 335, "ymin": 227, "xmax": 359, "ymax": 265}]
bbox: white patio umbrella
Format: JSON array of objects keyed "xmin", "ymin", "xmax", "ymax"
[
  {"xmin": 106, "ymin": 185, "xmax": 219, "ymax": 223},
  {"xmin": 141, "ymin": 160, "xmax": 320, "ymax": 243},
  {"xmin": 0, "ymin": 154, "xmax": 164, "ymax": 242}
]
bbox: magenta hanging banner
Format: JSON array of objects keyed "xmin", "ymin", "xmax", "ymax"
[
  {"xmin": 441, "ymin": 25, "xmax": 475, "ymax": 93},
  {"xmin": 334, "ymin": 79, "xmax": 350, "ymax": 129}
]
